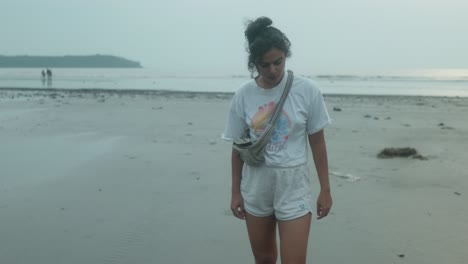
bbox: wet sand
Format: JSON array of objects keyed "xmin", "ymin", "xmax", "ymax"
[{"xmin": 1, "ymin": 88, "xmax": 467, "ymax": 264}]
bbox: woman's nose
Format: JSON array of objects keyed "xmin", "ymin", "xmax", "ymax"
[{"xmin": 269, "ymin": 65, "xmax": 277, "ymax": 73}]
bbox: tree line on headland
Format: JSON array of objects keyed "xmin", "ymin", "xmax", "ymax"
[{"xmin": 0, "ymin": 55, "xmax": 142, "ymax": 68}]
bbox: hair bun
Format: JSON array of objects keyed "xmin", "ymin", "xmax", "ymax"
[{"xmin": 245, "ymin": 17, "xmax": 273, "ymax": 44}]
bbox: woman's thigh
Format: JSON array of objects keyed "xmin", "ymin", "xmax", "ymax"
[
  {"xmin": 278, "ymin": 213, "xmax": 312, "ymax": 264},
  {"xmin": 245, "ymin": 212, "xmax": 278, "ymax": 263}
]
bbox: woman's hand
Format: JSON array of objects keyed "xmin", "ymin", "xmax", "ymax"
[
  {"xmin": 316, "ymin": 190, "xmax": 332, "ymax": 219},
  {"xmin": 231, "ymin": 192, "xmax": 246, "ymax": 220}
]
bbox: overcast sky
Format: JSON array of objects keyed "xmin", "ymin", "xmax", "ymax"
[{"xmin": 2, "ymin": 0, "xmax": 467, "ymax": 76}]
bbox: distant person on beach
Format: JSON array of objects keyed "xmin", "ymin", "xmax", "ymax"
[
  {"xmin": 46, "ymin": 68, "xmax": 52, "ymax": 79},
  {"xmin": 46, "ymin": 68, "xmax": 52, "ymax": 87},
  {"xmin": 223, "ymin": 17, "xmax": 332, "ymax": 264},
  {"xmin": 41, "ymin": 70, "xmax": 46, "ymax": 86}
]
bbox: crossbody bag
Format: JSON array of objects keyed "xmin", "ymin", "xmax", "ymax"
[{"xmin": 233, "ymin": 70, "xmax": 293, "ymax": 166}]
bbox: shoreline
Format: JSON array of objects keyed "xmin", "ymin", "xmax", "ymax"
[{"xmin": 1, "ymin": 86, "xmax": 468, "ymax": 99}]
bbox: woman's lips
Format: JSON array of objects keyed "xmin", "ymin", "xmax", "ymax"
[{"xmin": 267, "ymin": 75, "xmax": 279, "ymax": 82}]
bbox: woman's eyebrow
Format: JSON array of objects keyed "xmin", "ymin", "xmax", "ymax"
[
  {"xmin": 274, "ymin": 57, "xmax": 283, "ymax": 63},
  {"xmin": 260, "ymin": 56, "xmax": 284, "ymax": 65}
]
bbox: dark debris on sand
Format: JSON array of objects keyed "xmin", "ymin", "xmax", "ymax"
[
  {"xmin": 438, "ymin": 122, "xmax": 455, "ymax": 130},
  {"xmin": 377, "ymin": 147, "xmax": 428, "ymax": 160}
]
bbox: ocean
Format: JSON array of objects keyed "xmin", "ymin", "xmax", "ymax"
[{"xmin": 1, "ymin": 68, "xmax": 468, "ymax": 97}]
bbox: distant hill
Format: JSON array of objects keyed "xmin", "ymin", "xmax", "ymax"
[{"xmin": 0, "ymin": 55, "xmax": 142, "ymax": 68}]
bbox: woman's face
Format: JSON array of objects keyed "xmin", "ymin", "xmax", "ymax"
[{"xmin": 256, "ymin": 47, "xmax": 286, "ymax": 88}]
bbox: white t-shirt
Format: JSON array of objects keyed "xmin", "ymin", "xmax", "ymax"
[{"xmin": 223, "ymin": 71, "xmax": 331, "ymax": 167}]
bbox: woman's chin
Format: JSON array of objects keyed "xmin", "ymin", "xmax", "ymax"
[{"xmin": 269, "ymin": 76, "xmax": 281, "ymax": 85}]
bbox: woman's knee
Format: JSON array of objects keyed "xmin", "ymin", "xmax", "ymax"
[{"xmin": 253, "ymin": 252, "xmax": 277, "ymax": 264}]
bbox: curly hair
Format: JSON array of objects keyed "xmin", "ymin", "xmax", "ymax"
[{"xmin": 245, "ymin": 17, "xmax": 292, "ymax": 77}]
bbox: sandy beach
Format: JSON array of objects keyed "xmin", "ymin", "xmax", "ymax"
[{"xmin": 1, "ymin": 88, "xmax": 467, "ymax": 264}]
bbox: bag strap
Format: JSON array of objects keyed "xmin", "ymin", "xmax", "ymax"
[
  {"xmin": 267, "ymin": 70, "xmax": 293, "ymax": 125},
  {"xmin": 254, "ymin": 70, "xmax": 293, "ymax": 144}
]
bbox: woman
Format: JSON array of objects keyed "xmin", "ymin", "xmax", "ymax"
[{"xmin": 223, "ymin": 17, "xmax": 333, "ymax": 264}]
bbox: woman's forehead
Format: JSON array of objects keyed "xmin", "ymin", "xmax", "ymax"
[{"xmin": 259, "ymin": 48, "xmax": 285, "ymax": 62}]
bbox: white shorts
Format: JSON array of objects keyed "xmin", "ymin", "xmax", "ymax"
[{"xmin": 241, "ymin": 163, "xmax": 314, "ymax": 221}]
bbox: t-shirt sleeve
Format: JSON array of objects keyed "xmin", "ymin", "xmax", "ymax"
[
  {"xmin": 222, "ymin": 91, "xmax": 248, "ymax": 141},
  {"xmin": 306, "ymin": 83, "xmax": 332, "ymax": 134}
]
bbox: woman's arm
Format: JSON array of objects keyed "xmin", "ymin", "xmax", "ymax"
[
  {"xmin": 231, "ymin": 149, "xmax": 246, "ymax": 219},
  {"xmin": 308, "ymin": 129, "xmax": 332, "ymax": 219}
]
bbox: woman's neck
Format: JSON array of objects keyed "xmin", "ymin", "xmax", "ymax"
[{"xmin": 256, "ymin": 72, "xmax": 285, "ymax": 89}]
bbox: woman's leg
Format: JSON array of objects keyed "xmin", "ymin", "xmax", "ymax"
[
  {"xmin": 245, "ymin": 212, "xmax": 278, "ymax": 264},
  {"xmin": 278, "ymin": 213, "xmax": 312, "ymax": 264}
]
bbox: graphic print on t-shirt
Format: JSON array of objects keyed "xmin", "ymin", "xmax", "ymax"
[{"xmin": 251, "ymin": 101, "xmax": 291, "ymax": 152}]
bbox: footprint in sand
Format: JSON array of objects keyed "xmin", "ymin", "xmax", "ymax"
[
  {"xmin": 125, "ymin": 155, "xmax": 137, "ymax": 160},
  {"xmin": 102, "ymin": 216, "xmax": 157, "ymax": 263},
  {"xmin": 223, "ymin": 209, "xmax": 233, "ymax": 216}
]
